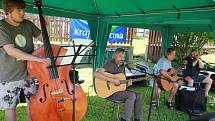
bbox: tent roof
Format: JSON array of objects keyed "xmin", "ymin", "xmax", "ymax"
[
  {"xmin": 1, "ymin": 0, "xmax": 215, "ymax": 67},
  {"xmin": 1, "ymin": 0, "xmax": 215, "ymax": 31}
]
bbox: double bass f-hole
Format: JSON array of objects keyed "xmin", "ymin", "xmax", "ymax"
[
  {"xmin": 61, "ymin": 79, "xmax": 74, "ymax": 95},
  {"xmin": 39, "ymin": 83, "xmax": 48, "ymax": 103}
]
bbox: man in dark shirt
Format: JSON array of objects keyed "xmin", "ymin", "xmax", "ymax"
[
  {"xmin": 94, "ymin": 48, "xmax": 142, "ymax": 121},
  {"xmin": 183, "ymin": 49, "xmax": 212, "ymax": 97}
]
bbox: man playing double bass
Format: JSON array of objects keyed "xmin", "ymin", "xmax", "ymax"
[{"xmin": 0, "ymin": 0, "xmax": 50, "ymax": 121}]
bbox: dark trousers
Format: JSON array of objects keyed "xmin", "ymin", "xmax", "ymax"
[{"xmin": 107, "ymin": 91, "xmax": 142, "ymax": 121}]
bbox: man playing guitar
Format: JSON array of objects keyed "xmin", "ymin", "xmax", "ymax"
[
  {"xmin": 94, "ymin": 48, "xmax": 142, "ymax": 121},
  {"xmin": 151, "ymin": 48, "xmax": 179, "ymax": 110}
]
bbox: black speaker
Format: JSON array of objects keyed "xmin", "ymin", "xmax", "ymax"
[
  {"xmin": 190, "ymin": 112, "xmax": 215, "ymax": 121},
  {"xmin": 175, "ymin": 88, "xmax": 207, "ymax": 113}
]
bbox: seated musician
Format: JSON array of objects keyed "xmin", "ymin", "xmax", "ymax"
[
  {"xmin": 151, "ymin": 48, "xmax": 179, "ymax": 110},
  {"xmin": 183, "ymin": 49, "xmax": 213, "ymax": 99},
  {"xmin": 94, "ymin": 48, "xmax": 142, "ymax": 121}
]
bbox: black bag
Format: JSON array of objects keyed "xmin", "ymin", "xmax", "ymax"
[
  {"xmin": 190, "ymin": 112, "xmax": 215, "ymax": 121},
  {"xmin": 175, "ymin": 87, "xmax": 207, "ymax": 115}
]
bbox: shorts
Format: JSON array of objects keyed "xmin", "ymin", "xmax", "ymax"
[
  {"xmin": 185, "ymin": 75, "xmax": 206, "ymax": 83},
  {"xmin": 0, "ymin": 79, "xmax": 37, "ymax": 109}
]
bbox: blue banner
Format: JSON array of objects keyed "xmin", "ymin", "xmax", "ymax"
[
  {"xmin": 70, "ymin": 19, "xmax": 91, "ymax": 40},
  {"xmin": 108, "ymin": 26, "xmax": 127, "ymax": 43},
  {"xmin": 70, "ymin": 19, "xmax": 127, "ymax": 42}
]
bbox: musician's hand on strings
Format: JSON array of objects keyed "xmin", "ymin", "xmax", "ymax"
[
  {"xmin": 170, "ymin": 76, "xmax": 178, "ymax": 82},
  {"xmin": 113, "ymin": 79, "xmax": 121, "ymax": 85},
  {"xmin": 128, "ymin": 79, "xmax": 132, "ymax": 86}
]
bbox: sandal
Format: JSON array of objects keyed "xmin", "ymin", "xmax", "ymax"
[
  {"xmin": 166, "ymin": 101, "xmax": 173, "ymax": 110},
  {"xmin": 151, "ymin": 101, "xmax": 157, "ymax": 110}
]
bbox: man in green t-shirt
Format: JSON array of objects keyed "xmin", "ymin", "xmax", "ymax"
[{"xmin": 0, "ymin": 0, "xmax": 50, "ymax": 121}]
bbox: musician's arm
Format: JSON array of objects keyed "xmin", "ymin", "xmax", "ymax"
[
  {"xmin": 3, "ymin": 44, "xmax": 50, "ymax": 65},
  {"xmin": 198, "ymin": 59, "xmax": 204, "ymax": 68},
  {"xmin": 94, "ymin": 68, "xmax": 119, "ymax": 84},
  {"xmin": 4, "ymin": 44, "xmax": 41, "ymax": 61},
  {"xmin": 192, "ymin": 59, "xmax": 199, "ymax": 67},
  {"xmin": 36, "ymin": 33, "xmax": 43, "ymax": 42}
]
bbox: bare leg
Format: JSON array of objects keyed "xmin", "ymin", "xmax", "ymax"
[
  {"xmin": 168, "ymin": 83, "xmax": 179, "ymax": 102},
  {"xmin": 185, "ymin": 76, "xmax": 194, "ymax": 86},
  {"xmin": 5, "ymin": 108, "xmax": 16, "ymax": 121},
  {"xmin": 203, "ymin": 77, "xmax": 212, "ymax": 97},
  {"xmin": 152, "ymin": 83, "xmax": 161, "ymax": 102}
]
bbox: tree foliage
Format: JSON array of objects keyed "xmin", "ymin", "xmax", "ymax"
[{"xmin": 172, "ymin": 32, "xmax": 212, "ymax": 63}]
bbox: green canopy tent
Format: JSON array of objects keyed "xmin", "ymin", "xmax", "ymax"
[{"xmin": 1, "ymin": 0, "xmax": 215, "ymax": 68}]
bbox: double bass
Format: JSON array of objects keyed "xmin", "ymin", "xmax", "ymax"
[{"xmin": 27, "ymin": 1, "xmax": 87, "ymax": 121}]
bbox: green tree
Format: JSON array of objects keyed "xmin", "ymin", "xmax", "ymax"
[{"xmin": 172, "ymin": 32, "xmax": 212, "ymax": 64}]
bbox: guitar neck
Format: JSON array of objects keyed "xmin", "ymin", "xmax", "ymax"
[{"xmin": 119, "ymin": 80, "xmax": 129, "ymax": 84}]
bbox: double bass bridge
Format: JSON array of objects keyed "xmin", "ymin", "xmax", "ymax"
[{"xmin": 51, "ymin": 89, "xmax": 64, "ymax": 95}]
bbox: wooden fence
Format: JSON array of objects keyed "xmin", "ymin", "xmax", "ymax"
[{"xmin": 147, "ymin": 30, "xmax": 162, "ymax": 62}]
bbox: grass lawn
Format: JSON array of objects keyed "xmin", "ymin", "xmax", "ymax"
[{"xmin": 0, "ymin": 84, "xmax": 215, "ymax": 121}]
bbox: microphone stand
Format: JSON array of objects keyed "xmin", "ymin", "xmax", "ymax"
[
  {"xmin": 125, "ymin": 66, "xmax": 157, "ymax": 121},
  {"xmin": 70, "ymin": 43, "xmax": 82, "ymax": 121},
  {"xmin": 127, "ymin": 66, "xmax": 174, "ymax": 121},
  {"xmin": 200, "ymin": 58, "xmax": 215, "ymax": 71},
  {"xmin": 147, "ymin": 76, "xmax": 157, "ymax": 121}
]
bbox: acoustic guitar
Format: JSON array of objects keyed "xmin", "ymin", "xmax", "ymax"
[
  {"xmin": 157, "ymin": 68, "xmax": 183, "ymax": 91},
  {"xmin": 94, "ymin": 73, "xmax": 130, "ymax": 98}
]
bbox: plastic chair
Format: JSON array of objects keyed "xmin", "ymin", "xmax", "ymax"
[{"xmin": 108, "ymin": 99, "xmax": 124, "ymax": 120}]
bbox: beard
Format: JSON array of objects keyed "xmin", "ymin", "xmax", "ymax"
[{"xmin": 116, "ymin": 60, "xmax": 124, "ymax": 66}]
